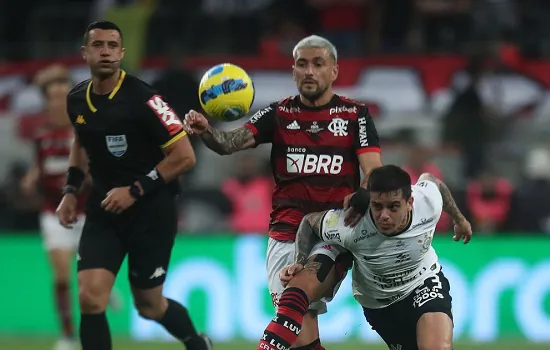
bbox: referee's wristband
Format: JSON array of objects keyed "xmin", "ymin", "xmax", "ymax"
[
  {"xmin": 135, "ymin": 168, "xmax": 166, "ymax": 196},
  {"xmin": 65, "ymin": 166, "xmax": 85, "ymax": 191}
]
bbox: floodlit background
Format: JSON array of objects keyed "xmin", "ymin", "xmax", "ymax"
[{"xmin": 1, "ymin": 1, "xmax": 550, "ymax": 349}]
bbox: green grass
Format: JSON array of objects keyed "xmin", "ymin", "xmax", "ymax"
[{"xmin": 0, "ymin": 339, "xmax": 548, "ymax": 350}]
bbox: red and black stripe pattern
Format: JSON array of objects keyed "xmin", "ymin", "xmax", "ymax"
[{"xmin": 244, "ymin": 95, "xmax": 380, "ymax": 241}]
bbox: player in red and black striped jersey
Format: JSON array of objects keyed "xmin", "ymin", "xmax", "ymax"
[
  {"xmin": 20, "ymin": 65, "xmax": 85, "ymax": 350},
  {"xmin": 185, "ymin": 35, "xmax": 382, "ymax": 349}
]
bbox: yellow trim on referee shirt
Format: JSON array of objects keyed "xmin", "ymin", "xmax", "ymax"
[
  {"xmin": 161, "ymin": 130, "xmax": 187, "ymax": 148},
  {"xmin": 86, "ymin": 70, "xmax": 127, "ymax": 113}
]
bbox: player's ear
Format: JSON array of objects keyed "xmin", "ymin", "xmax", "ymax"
[
  {"xmin": 407, "ymin": 196, "xmax": 414, "ymax": 210},
  {"xmin": 120, "ymin": 47, "xmax": 125, "ymax": 60},
  {"xmin": 80, "ymin": 46, "xmax": 86, "ymax": 60},
  {"xmin": 332, "ymin": 64, "xmax": 339, "ymax": 82},
  {"xmin": 292, "ymin": 65, "xmax": 298, "ymax": 82}
]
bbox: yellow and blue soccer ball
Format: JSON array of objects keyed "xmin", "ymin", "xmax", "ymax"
[{"xmin": 198, "ymin": 63, "xmax": 255, "ymax": 121}]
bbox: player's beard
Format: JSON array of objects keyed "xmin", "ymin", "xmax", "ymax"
[{"xmin": 299, "ymin": 83, "xmax": 328, "ymax": 104}]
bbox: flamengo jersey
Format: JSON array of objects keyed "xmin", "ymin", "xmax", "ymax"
[
  {"xmin": 34, "ymin": 127, "xmax": 86, "ymax": 213},
  {"xmin": 244, "ymin": 94, "xmax": 380, "ymax": 241},
  {"xmin": 319, "ymin": 180, "xmax": 443, "ymax": 309}
]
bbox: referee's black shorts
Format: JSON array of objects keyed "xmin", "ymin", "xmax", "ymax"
[{"xmin": 77, "ymin": 189, "xmax": 178, "ymax": 289}]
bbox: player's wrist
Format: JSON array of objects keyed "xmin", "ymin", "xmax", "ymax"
[{"xmin": 135, "ymin": 168, "xmax": 166, "ymax": 197}]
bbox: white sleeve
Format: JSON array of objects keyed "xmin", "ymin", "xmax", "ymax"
[
  {"xmin": 319, "ymin": 209, "xmax": 354, "ymax": 249},
  {"xmin": 413, "ymin": 180, "xmax": 443, "ymax": 219}
]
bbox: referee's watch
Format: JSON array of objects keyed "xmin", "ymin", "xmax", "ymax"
[{"xmin": 129, "ymin": 184, "xmax": 142, "ymax": 200}]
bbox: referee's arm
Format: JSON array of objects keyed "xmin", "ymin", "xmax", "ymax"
[{"xmin": 156, "ymin": 131, "xmax": 196, "ymax": 183}]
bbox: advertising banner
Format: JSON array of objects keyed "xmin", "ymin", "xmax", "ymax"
[{"xmin": 0, "ymin": 234, "xmax": 549, "ymax": 342}]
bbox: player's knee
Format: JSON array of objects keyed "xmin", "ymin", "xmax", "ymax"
[
  {"xmin": 287, "ymin": 273, "xmax": 320, "ymax": 302},
  {"xmin": 134, "ymin": 298, "xmax": 166, "ymax": 321}
]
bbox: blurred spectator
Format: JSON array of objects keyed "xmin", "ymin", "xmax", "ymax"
[
  {"xmin": 402, "ymin": 144, "xmax": 451, "ymax": 232},
  {"xmin": 414, "ymin": 0, "xmax": 470, "ymax": 52},
  {"xmin": 221, "ymin": 154, "xmax": 273, "ymax": 234},
  {"xmin": 375, "ymin": 0, "xmax": 417, "ymax": 53},
  {"xmin": 442, "ymin": 55, "xmax": 494, "ymax": 179},
  {"xmin": 466, "ymin": 171, "xmax": 513, "ymax": 234}
]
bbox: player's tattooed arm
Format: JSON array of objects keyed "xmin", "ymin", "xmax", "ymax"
[
  {"xmin": 200, "ymin": 126, "xmax": 256, "ymax": 155},
  {"xmin": 294, "ymin": 211, "xmax": 326, "ymax": 265},
  {"xmin": 418, "ymin": 173, "xmax": 466, "ymax": 224}
]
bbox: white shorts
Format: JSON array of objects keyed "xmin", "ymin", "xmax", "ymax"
[
  {"xmin": 40, "ymin": 212, "xmax": 85, "ymax": 251},
  {"xmin": 266, "ymin": 237, "xmax": 348, "ymax": 314}
]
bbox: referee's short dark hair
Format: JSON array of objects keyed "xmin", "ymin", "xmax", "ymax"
[
  {"xmin": 367, "ymin": 165, "xmax": 412, "ymax": 200},
  {"xmin": 83, "ymin": 21, "xmax": 123, "ymax": 45}
]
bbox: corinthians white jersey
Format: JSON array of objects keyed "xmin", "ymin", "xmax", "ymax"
[{"xmin": 319, "ymin": 180, "xmax": 443, "ymax": 309}]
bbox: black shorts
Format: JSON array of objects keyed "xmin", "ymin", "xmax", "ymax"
[
  {"xmin": 77, "ymin": 189, "xmax": 178, "ymax": 289},
  {"xmin": 363, "ymin": 269, "xmax": 453, "ymax": 350}
]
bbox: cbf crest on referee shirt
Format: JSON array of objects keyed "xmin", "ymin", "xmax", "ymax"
[{"xmin": 105, "ymin": 135, "xmax": 128, "ymax": 157}]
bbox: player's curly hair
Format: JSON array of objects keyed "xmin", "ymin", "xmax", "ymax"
[{"xmin": 367, "ymin": 165, "xmax": 412, "ymax": 200}]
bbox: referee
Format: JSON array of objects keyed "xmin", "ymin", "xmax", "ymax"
[{"xmin": 56, "ymin": 21, "xmax": 212, "ymax": 350}]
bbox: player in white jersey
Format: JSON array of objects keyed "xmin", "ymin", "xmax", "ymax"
[{"xmin": 276, "ymin": 165, "xmax": 472, "ymax": 350}]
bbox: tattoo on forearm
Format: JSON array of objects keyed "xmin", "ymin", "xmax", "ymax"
[
  {"xmin": 294, "ymin": 212, "xmax": 324, "ymax": 265},
  {"xmin": 303, "ymin": 260, "xmax": 322, "ymax": 276},
  {"xmin": 200, "ymin": 126, "xmax": 252, "ymax": 155},
  {"xmin": 419, "ymin": 173, "xmax": 465, "ymax": 223},
  {"xmin": 438, "ymin": 180, "xmax": 465, "ymax": 223}
]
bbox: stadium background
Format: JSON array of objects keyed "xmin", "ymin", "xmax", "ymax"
[{"xmin": 1, "ymin": 1, "xmax": 550, "ymax": 349}]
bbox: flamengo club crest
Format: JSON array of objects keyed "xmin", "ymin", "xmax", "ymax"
[{"xmin": 328, "ymin": 118, "xmax": 348, "ymax": 137}]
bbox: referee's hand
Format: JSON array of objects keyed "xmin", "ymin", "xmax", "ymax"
[
  {"xmin": 56, "ymin": 194, "xmax": 78, "ymax": 228},
  {"xmin": 101, "ymin": 186, "xmax": 136, "ymax": 214}
]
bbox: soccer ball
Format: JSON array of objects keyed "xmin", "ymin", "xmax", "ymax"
[{"xmin": 198, "ymin": 63, "xmax": 255, "ymax": 122}]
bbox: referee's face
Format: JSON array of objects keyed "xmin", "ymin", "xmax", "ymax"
[
  {"xmin": 82, "ymin": 29, "xmax": 125, "ymax": 78},
  {"xmin": 293, "ymin": 47, "xmax": 338, "ymax": 102}
]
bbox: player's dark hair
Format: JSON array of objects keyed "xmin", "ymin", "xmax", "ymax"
[
  {"xmin": 83, "ymin": 21, "xmax": 123, "ymax": 45},
  {"xmin": 367, "ymin": 165, "xmax": 412, "ymax": 200}
]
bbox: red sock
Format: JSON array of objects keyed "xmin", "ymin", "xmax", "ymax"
[
  {"xmin": 294, "ymin": 339, "xmax": 325, "ymax": 349},
  {"xmin": 55, "ymin": 281, "xmax": 74, "ymax": 338},
  {"xmin": 258, "ymin": 287, "xmax": 309, "ymax": 350}
]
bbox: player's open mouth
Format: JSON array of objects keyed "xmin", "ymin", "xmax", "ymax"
[{"xmin": 303, "ymin": 80, "xmax": 316, "ymax": 85}]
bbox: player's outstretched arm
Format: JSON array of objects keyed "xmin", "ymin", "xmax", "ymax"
[
  {"xmin": 294, "ymin": 211, "xmax": 326, "ymax": 265},
  {"xmin": 201, "ymin": 125, "xmax": 255, "ymax": 155},
  {"xmin": 418, "ymin": 173, "xmax": 465, "ymax": 224},
  {"xmin": 418, "ymin": 172, "xmax": 472, "ymax": 243},
  {"xmin": 184, "ymin": 110, "xmax": 255, "ymax": 155}
]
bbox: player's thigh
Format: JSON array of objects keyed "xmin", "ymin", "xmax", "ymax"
[
  {"xmin": 363, "ymin": 300, "xmax": 417, "ymax": 349},
  {"xmin": 266, "ymin": 238, "xmax": 295, "ymax": 308},
  {"xmin": 416, "ymin": 312, "xmax": 453, "ymax": 350},
  {"xmin": 40, "ymin": 212, "xmax": 84, "ymax": 252},
  {"xmin": 413, "ymin": 270, "xmax": 454, "ymax": 350},
  {"xmin": 77, "ymin": 216, "xmax": 126, "ymax": 277},
  {"xmin": 127, "ymin": 197, "xmax": 178, "ymax": 289}
]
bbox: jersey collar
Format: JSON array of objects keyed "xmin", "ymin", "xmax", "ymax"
[{"xmin": 86, "ymin": 70, "xmax": 126, "ymax": 113}]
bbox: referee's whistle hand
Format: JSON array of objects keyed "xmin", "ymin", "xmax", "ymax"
[
  {"xmin": 56, "ymin": 194, "xmax": 78, "ymax": 228},
  {"xmin": 101, "ymin": 186, "xmax": 136, "ymax": 214}
]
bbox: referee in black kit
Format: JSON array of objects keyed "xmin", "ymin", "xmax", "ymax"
[{"xmin": 56, "ymin": 21, "xmax": 213, "ymax": 350}]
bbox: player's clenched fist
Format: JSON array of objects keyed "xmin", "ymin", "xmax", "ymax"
[
  {"xmin": 56, "ymin": 193, "xmax": 78, "ymax": 228},
  {"xmin": 183, "ymin": 110, "xmax": 209, "ymax": 135},
  {"xmin": 279, "ymin": 263, "xmax": 304, "ymax": 287}
]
